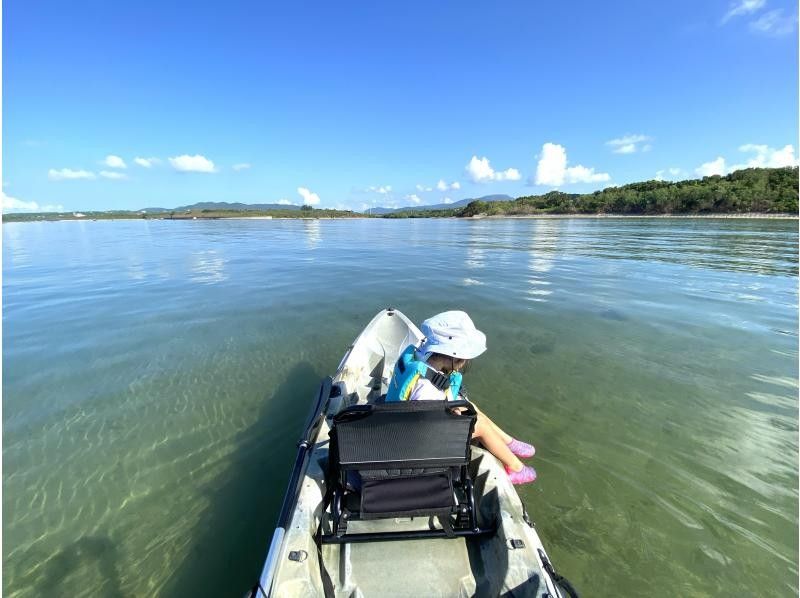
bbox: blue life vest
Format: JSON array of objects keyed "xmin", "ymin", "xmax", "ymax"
[{"xmin": 385, "ymin": 345, "xmax": 463, "ymax": 402}]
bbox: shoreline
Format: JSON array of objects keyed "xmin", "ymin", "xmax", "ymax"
[
  {"xmin": 208, "ymin": 213, "xmax": 798, "ymax": 221},
  {"xmin": 475, "ymin": 212, "xmax": 798, "ymax": 220},
  {"xmin": 3, "ymin": 212, "xmax": 797, "ymax": 223}
]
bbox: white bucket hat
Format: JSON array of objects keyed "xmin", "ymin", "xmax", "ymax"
[{"xmin": 419, "ymin": 311, "xmax": 487, "ymax": 360}]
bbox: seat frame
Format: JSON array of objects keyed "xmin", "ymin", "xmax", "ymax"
[{"xmin": 320, "ymin": 400, "xmax": 496, "ymax": 544}]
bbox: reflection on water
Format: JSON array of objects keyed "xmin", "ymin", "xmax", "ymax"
[
  {"xmin": 303, "ymin": 219, "xmax": 321, "ymax": 251},
  {"xmin": 527, "ymin": 220, "xmax": 558, "ymax": 302},
  {"xmin": 465, "ymin": 222, "xmax": 487, "ymax": 270},
  {"xmin": 190, "ymin": 250, "xmax": 227, "ymax": 284},
  {"xmin": 558, "ymin": 219, "xmax": 798, "ymax": 277},
  {"xmin": 3, "ymin": 218, "xmax": 798, "ymax": 598},
  {"xmin": 4, "ymin": 222, "xmax": 32, "ymax": 268}
]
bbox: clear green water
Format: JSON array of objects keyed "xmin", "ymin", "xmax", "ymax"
[{"xmin": 3, "ymin": 218, "xmax": 798, "ymax": 597}]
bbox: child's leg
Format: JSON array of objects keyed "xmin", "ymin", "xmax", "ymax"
[
  {"xmin": 473, "ymin": 413, "xmax": 523, "ymax": 472},
  {"xmin": 472, "ymin": 404, "xmax": 513, "ymax": 444}
]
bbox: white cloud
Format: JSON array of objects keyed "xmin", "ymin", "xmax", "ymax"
[
  {"xmin": 134, "ymin": 157, "xmax": 159, "ymax": 168},
  {"xmin": 656, "ymin": 168, "xmax": 681, "ymax": 181},
  {"xmin": 467, "ymin": 156, "xmax": 495, "ymax": 182},
  {"xmin": 232, "ymin": 163, "xmax": 251, "ymax": 171},
  {"xmin": 655, "ymin": 167, "xmax": 683, "ymax": 181},
  {"xmin": 443, "ymin": 197, "xmax": 454, "ymax": 204},
  {"xmin": 731, "ymin": 144, "xmax": 798, "ymax": 170},
  {"xmin": 721, "ymin": 0, "xmax": 766, "ymax": 23},
  {"xmin": 606, "ymin": 134, "xmax": 652, "ymax": 154},
  {"xmin": 750, "ymin": 9, "xmax": 798, "ymax": 35},
  {"xmin": 466, "ymin": 156, "xmax": 522, "ymax": 183},
  {"xmin": 534, "ymin": 143, "xmax": 611, "ymax": 187},
  {"xmin": 695, "ymin": 144, "xmax": 798, "ymax": 177},
  {"xmin": 297, "ymin": 187, "xmax": 321, "ymax": 205},
  {"xmin": 366, "ymin": 185, "xmax": 392, "ymax": 194},
  {"xmin": 276, "ymin": 199, "xmax": 292, "ymax": 205},
  {"xmin": 100, "ymin": 171, "xmax": 127, "ymax": 180},
  {"xmin": 48, "ymin": 168, "xmax": 96, "ymax": 181},
  {"xmin": 416, "ymin": 184, "xmax": 433, "ymax": 192},
  {"xmin": 2, "ymin": 191, "xmax": 63, "ymax": 212},
  {"xmin": 436, "ymin": 179, "xmax": 461, "ymax": 191},
  {"xmin": 565, "ymin": 165, "xmax": 609, "ymax": 183},
  {"xmin": 405, "ymin": 194, "xmax": 422, "ymax": 204},
  {"xmin": 695, "ymin": 157, "xmax": 727, "ymax": 177},
  {"xmin": 168, "ymin": 154, "xmax": 217, "ymax": 173},
  {"xmin": 103, "ymin": 154, "xmax": 127, "ymax": 169},
  {"xmin": 535, "ymin": 145, "xmax": 568, "ymax": 185}
]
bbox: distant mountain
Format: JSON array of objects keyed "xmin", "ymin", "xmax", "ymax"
[
  {"xmin": 138, "ymin": 201, "xmax": 302, "ymax": 213},
  {"xmin": 366, "ymin": 206, "xmax": 399, "ymax": 215},
  {"xmin": 137, "ymin": 196, "xmax": 514, "ymax": 215},
  {"xmin": 137, "ymin": 197, "xmax": 513, "ymax": 215},
  {"xmin": 366, "ymin": 194, "xmax": 513, "ymax": 215}
]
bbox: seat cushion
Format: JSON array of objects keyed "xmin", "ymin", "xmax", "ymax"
[{"xmin": 360, "ymin": 469, "xmax": 455, "ymax": 519}]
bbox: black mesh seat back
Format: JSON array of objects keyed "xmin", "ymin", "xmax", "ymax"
[{"xmin": 332, "ymin": 401, "xmax": 476, "ymax": 470}]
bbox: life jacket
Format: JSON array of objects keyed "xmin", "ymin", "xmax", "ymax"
[{"xmin": 385, "ymin": 345, "xmax": 463, "ymax": 402}]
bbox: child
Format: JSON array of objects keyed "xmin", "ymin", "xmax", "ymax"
[{"xmin": 387, "ymin": 310, "xmax": 537, "ymax": 485}]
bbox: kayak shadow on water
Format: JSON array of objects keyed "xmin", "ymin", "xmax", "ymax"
[{"xmin": 161, "ymin": 361, "xmax": 322, "ymax": 598}]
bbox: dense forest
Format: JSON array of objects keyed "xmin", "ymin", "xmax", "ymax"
[{"xmin": 458, "ymin": 167, "xmax": 798, "ymax": 217}]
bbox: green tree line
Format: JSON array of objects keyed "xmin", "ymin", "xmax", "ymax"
[
  {"xmin": 459, "ymin": 167, "xmax": 798, "ymax": 217},
  {"xmin": 4, "ymin": 167, "xmax": 796, "ymax": 222}
]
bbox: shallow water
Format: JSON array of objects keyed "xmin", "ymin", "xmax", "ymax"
[{"xmin": 3, "ymin": 217, "xmax": 798, "ymax": 597}]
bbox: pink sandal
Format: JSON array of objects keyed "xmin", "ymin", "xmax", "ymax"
[
  {"xmin": 507, "ymin": 438, "xmax": 536, "ymax": 458},
  {"xmin": 505, "ymin": 464, "xmax": 537, "ymax": 485}
]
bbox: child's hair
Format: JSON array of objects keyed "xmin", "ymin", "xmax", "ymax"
[{"xmin": 426, "ymin": 352, "xmax": 469, "ymax": 374}]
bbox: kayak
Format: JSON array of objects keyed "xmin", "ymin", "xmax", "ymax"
[{"xmin": 251, "ymin": 308, "xmax": 577, "ymax": 597}]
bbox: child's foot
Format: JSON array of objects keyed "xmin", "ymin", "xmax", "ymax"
[
  {"xmin": 505, "ymin": 464, "xmax": 537, "ymax": 485},
  {"xmin": 507, "ymin": 438, "xmax": 536, "ymax": 458}
]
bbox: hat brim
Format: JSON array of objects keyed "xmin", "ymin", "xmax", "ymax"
[{"xmin": 420, "ymin": 330, "xmax": 486, "ymax": 360}]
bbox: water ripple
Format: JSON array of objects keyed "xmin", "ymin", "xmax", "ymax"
[{"xmin": 3, "ymin": 218, "xmax": 797, "ymax": 597}]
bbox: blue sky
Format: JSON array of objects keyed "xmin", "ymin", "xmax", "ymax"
[{"xmin": 3, "ymin": 0, "xmax": 798, "ymax": 212}]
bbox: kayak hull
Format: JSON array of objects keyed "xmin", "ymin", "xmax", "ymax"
[{"xmin": 260, "ymin": 309, "xmax": 567, "ymax": 598}]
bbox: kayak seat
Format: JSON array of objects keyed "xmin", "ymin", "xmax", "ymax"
[{"xmin": 321, "ymin": 400, "xmax": 495, "ymax": 544}]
